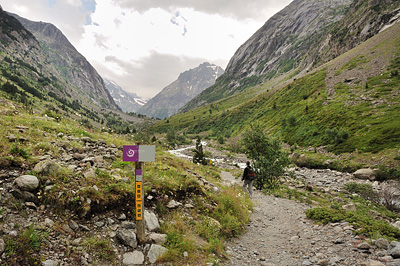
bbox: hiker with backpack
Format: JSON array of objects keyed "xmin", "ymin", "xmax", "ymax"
[{"xmin": 242, "ymin": 161, "xmax": 255, "ymax": 197}]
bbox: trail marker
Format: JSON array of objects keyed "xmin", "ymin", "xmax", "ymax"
[{"xmin": 123, "ymin": 145, "xmax": 155, "ymax": 244}]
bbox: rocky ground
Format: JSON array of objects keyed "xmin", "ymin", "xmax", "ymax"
[{"xmin": 1, "ymin": 136, "xmax": 400, "ymax": 266}]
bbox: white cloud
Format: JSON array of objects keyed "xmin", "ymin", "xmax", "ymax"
[{"xmin": 1, "ymin": 0, "xmax": 292, "ymax": 99}]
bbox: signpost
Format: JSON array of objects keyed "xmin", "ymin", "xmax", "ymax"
[{"xmin": 123, "ymin": 145, "xmax": 155, "ymax": 243}]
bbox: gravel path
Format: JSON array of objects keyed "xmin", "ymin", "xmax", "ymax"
[{"xmin": 219, "ymin": 171, "xmax": 387, "ymax": 266}]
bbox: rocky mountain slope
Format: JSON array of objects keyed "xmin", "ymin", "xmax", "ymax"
[
  {"xmin": 182, "ymin": 0, "xmax": 400, "ymax": 112},
  {"xmin": 138, "ymin": 62, "xmax": 224, "ymax": 119},
  {"xmin": 104, "ymin": 78, "xmax": 146, "ymax": 113},
  {"xmin": 8, "ymin": 12, "xmax": 119, "ymax": 111}
]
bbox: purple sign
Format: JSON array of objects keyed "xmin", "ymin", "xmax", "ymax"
[{"xmin": 123, "ymin": 145, "xmax": 139, "ymax": 162}]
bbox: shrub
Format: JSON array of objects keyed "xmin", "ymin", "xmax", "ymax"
[
  {"xmin": 241, "ymin": 123, "xmax": 290, "ymax": 189},
  {"xmin": 306, "ymin": 207, "xmax": 345, "ymax": 224},
  {"xmin": 343, "ymin": 182, "xmax": 379, "ymax": 203}
]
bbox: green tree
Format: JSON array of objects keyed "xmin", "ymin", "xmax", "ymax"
[
  {"xmin": 166, "ymin": 128, "xmax": 176, "ymax": 148},
  {"xmin": 193, "ymin": 136, "xmax": 207, "ymax": 165},
  {"xmin": 241, "ymin": 123, "xmax": 290, "ymax": 189}
]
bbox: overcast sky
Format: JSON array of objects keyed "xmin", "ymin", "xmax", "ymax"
[{"xmin": 2, "ymin": 0, "xmax": 292, "ymax": 99}]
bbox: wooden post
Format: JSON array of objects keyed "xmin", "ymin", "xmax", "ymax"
[{"xmin": 135, "ymin": 161, "xmax": 145, "ymax": 244}]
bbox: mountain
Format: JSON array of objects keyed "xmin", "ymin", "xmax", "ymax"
[
  {"xmin": 1, "ymin": 9, "xmax": 119, "ymax": 112},
  {"xmin": 104, "ymin": 78, "xmax": 146, "ymax": 113},
  {"xmin": 182, "ymin": 0, "xmax": 400, "ymax": 112},
  {"xmin": 137, "ymin": 62, "xmax": 224, "ymax": 119},
  {"xmin": 151, "ymin": 0, "xmax": 400, "ymax": 161}
]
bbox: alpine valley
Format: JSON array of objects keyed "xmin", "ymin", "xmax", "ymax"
[{"xmin": 1, "ymin": 0, "xmax": 400, "ymax": 265}]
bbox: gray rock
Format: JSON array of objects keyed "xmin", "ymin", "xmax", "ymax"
[
  {"xmin": 83, "ymin": 168, "xmax": 96, "ymax": 178},
  {"xmin": 357, "ymin": 242, "xmax": 372, "ymax": 250},
  {"xmin": 388, "ymin": 241, "xmax": 400, "ymax": 258},
  {"xmin": 11, "ymin": 189, "xmax": 37, "ymax": 202},
  {"xmin": 0, "ymin": 238, "xmax": 5, "ymax": 255},
  {"xmin": 68, "ymin": 220, "xmax": 79, "ymax": 232},
  {"xmin": 353, "ymin": 168, "xmax": 376, "ymax": 180},
  {"xmin": 45, "ymin": 218, "xmax": 54, "ymax": 227},
  {"xmin": 145, "ymin": 210, "xmax": 160, "ymax": 232},
  {"xmin": 116, "ymin": 229, "xmax": 137, "ymax": 248},
  {"xmin": 375, "ymin": 238, "xmax": 389, "ymax": 249},
  {"xmin": 42, "ymin": 260, "xmax": 59, "ymax": 266},
  {"xmin": 73, "ymin": 153, "xmax": 85, "ymax": 160},
  {"xmin": 387, "ymin": 259, "xmax": 400, "ymax": 266},
  {"xmin": 121, "ymin": 221, "xmax": 136, "ymax": 229},
  {"xmin": 123, "ymin": 251, "xmax": 144, "ymax": 265},
  {"xmin": 147, "ymin": 244, "xmax": 168, "ymax": 264},
  {"xmin": 149, "ymin": 233, "xmax": 167, "ymax": 245},
  {"xmin": 14, "ymin": 175, "xmax": 39, "ymax": 191},
  {"xmin": 167, "ymin": 200, "xmax": 182, "ymax": 209},
  {"xmin": 33, "ymin": 160, "xmax": 60, "ymax": 175}
]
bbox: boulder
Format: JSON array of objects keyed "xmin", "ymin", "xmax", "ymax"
[
  {"xmin": 144, "ymin": 210, "xmax": 160, "ymax": 232},
  {"xmin": 375, "ymin": 238, "xmax": 389, "ymax": 249},
  {"xmin": 147, "ymin": 244, "xmax": 167, "ymax": 264},
  {"xmin": 123, "ymin": 251, "xmax": 144, "ymax": 266},
  {"xmin": 149, "ymin": 233, "xmax": 167, "ymax": 245},
  {"xmin": 388, "ymin": 241, "xmax": 400, "ymax": 258},
  {"xmin": 14, "ymin": 175, "xmax": 39, "ymax": 191},
  {"xmin": 353, "ymin": 168, "xmax": 376, "ymax": 180},
  {"xmin": 33, "ymin": 160, "xmax": 60, "ymax": 175},
  {"xmin": 116, "ymin": 229, "xmax": 137, "ymax": 248}
]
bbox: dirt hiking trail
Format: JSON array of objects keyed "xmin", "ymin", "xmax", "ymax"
[{"xmin": 219, "ymin": 171, "xmax": 386, "ymax": 266}]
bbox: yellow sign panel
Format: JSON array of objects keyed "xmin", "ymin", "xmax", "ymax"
[
  {"xmin": 136, "ymin": 182, "xmax": 143, "ymax": 200},
  {"xmin": 136, "ymin": 200, "xmax": 143, "ymax": 220},
  {"xmin": 136, "ymin": 181, "xmax": 143, "ymax": 220}
]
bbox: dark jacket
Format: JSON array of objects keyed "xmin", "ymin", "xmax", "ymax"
[{"xmin": 242, "ymin": 166, "xmax": 250, "ymax": 181}]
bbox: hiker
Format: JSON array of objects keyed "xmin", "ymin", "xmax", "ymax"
[{"xmin": 242, "ymin": 161, "xmax": 255, "ymax": 197}]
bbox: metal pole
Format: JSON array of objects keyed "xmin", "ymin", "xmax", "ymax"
[{"xmin": 135, "ymin": 161, "xmax": 145, "ymax": 244}]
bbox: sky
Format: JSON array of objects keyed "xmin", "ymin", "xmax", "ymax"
[{"xmin": 1, "ymin": 0, "xmax": 292, "ymax": 99}]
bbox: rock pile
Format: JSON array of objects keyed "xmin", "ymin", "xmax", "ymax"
[{"xmin": 0, "ymin": 133, "xmax": 168, "ymax": 265}]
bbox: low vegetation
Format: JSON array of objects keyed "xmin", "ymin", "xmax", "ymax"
[{"xmin": 0, "ymin": 99, "xmax": 252, "ymax": 265}]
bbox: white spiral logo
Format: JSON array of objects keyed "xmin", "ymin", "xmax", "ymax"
[{"xmin": 127, "ymin": 149, "xmax": 135, "ymax": 157}]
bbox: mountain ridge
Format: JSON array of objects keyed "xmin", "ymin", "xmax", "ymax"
[
  {"xmin": 182, "ymin": 0, "xmax": 400, "ymax": 112},
  {"xmin": 138, "ymin": 62, "xmax": 224, "ymax": 119},
  {"xmin": 7, "ymin": 12, "xmax": 120, "ymax": 111},
  {"xmin": 104, "ymin": 78, "xmax": 146, "ymax": 113}
]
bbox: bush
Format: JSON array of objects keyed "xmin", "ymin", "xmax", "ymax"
[
  {"xmin": 241, "ymin": 123, "xmax": 290, "ymax": 189},
  {"xmin": 306, "ymin": 207, "xmax": 345, "ymax": 224},
  {"xmin": 343, "ymin": 182, "xmax": 379, "ymax": 203}
]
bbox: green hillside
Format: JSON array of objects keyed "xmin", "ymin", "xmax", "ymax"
[{"xmin": 152, "ymin": 23, "xmax": 400, "ymax": 167}]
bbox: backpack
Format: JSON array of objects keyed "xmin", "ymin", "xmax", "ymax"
[{"xmin": 248, "ymin": 167, "xmax": 255, "ymax": 180}]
